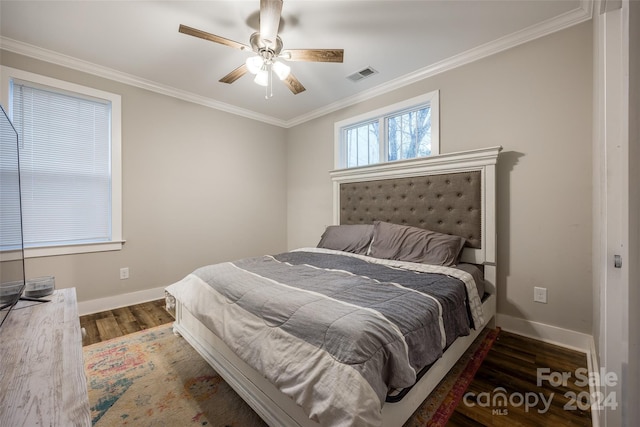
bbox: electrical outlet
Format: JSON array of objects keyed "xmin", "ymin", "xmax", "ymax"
[
  {"xmin": 120, "ymin": 267, "xmax": 129, "ymax": 280},
  {"xmin": 534, "ymin": 286, "xmax": 547, "ymax": 303}
]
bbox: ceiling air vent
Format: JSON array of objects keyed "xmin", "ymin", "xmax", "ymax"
[{"xmin": 347, "ymin": 67, "xmax": 378, "ymax": 82}]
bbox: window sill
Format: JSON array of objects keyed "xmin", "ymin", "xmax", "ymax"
[{"xmin": 24, "ymin": 240, "xmax": 126, "ymax": 259}]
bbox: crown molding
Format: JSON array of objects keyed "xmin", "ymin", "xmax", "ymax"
[
  {"xmin": 0, "ymin": 0, "xmax": 592, "ymax": 129},
  {"xmin": 285, "ymin": 0, "xmax": 593, "ymax": 128},
  {"xmin": 0, "ymin": 37, "xmax": 287, "ymax": 127}
]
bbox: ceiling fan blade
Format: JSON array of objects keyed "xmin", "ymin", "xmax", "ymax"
[
  {"xmin": 260, "ymin": 0, "xmax": 283, "ymax": 48},
  {"xmin": 179, "ymin": 24, "xmax": 250, "ymax": 51},
  {"xmin": 281, "ymin": 49, "xmax": 344, "ymax": 63},
  {"xmin": 283, "ymin": 73, "xmax": 306, "ymax": 95},
  {"xmin": 219, "ymin": 64, "xmax": 249, "ymax": 84}
]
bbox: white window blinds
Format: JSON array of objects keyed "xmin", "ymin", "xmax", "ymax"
[
  {"xmin": 11, "ymin": 81, "xmax": 112, "ymax": 248},
  {"xmin": 0, "ymin": 106, "xmax": 22, "ymax": 251}
]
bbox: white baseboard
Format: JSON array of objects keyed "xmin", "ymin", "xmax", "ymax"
[
  {"xmin": 77, "ymin": 286, "xmax": 167, "ymax": 316},
  {"xmin": 495, "ymin": 313, "xmax": 592, "ymax": 353}
]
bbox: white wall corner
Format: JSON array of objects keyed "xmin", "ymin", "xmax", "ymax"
[{"xmin": 77, "ymin": 286, "xmax": 167, "ymax": 316}]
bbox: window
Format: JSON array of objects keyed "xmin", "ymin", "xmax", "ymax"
[
  {"xmin": 335, "ymin": 90, "xmax": 439, "ymax": 168},
  {"xmin": 1, "ymin": 67, "xmax": 122, "ymax": 257}
]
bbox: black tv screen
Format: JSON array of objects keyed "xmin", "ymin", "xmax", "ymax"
[{"xmin": 0, "ymin": 104, "xmax": 26, "ymax": 328}]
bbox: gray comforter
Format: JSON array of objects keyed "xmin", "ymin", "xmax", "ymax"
[{"xmin": 166, "ymin": 248, "xmax": 484, "ymax": 426}]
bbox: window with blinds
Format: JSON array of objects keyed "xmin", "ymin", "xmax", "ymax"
[{"xmin": 2, "ymin": 68, "xmax": 122, "ymax": 256}]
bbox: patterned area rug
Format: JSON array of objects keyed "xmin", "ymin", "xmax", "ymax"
[{"xmin": 84, "ymin": 324, "xmax": 499, "ymax": 427}]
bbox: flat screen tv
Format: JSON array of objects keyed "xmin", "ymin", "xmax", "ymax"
[{"xmin": 0, "ymin": 104, "xmax": 26, "ymax": 328}]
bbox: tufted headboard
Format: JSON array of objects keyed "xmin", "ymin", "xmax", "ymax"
[
  {"xmin": 339, "ymin": 170, "xmax": 482, "ymax": 249},
  {"xmin": 330, "ymin": 147, "xmax": 501, "ymax": 273}
]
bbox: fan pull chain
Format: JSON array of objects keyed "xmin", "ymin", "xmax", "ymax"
[
  {"xmin": 263, "ymin": 64, "xmax": 274, "ymax": 99},
  {"xmin": 270, "ymin": 68, "xmax": 273, "ymax": 98},
  {"xmin": 266, "ymin": 64, "xmax": 273, "ymax": 99}
]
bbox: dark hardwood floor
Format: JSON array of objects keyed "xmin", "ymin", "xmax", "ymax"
[
  {"xmin": 80, "ymin": 302, "xmax": 592, "ymax": 426},
  {"xmin": 449, "ymin": 331, "xmax": 592, "ymax": 426},
  {"xmin": 79, "ymin": 298, "xmax": 174, "ymax": 346}
]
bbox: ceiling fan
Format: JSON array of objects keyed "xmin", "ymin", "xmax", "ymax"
[{"xmin": 179, "ymin": 0, "xmax": 343, "ymax": 97}]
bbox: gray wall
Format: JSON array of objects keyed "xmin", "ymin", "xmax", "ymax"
[
  {"xmin": 0, "ymin": 50, "xmax": 288, "ymax": 303},
  {"xmin": 287, "ymin": 22, "xmax": 593, "ymax": 334}
]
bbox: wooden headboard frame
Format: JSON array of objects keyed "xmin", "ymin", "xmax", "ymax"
[{"xmin": 329, "ymin": 146, "xmax": 501, "ymax": 290}]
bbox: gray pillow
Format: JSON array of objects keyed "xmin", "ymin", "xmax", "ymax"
[
  {"xmin": 317, "ymin": 224, "xmax": 374, "ymax": 255},
  {"xmin": 369, "ymin": 221, "xmax": 465, "ymax": 266}
]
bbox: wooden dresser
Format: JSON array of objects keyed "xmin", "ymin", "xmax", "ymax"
[{"xmin": 0, "ymin": 288, "xmax": 91, "ymax": 426}]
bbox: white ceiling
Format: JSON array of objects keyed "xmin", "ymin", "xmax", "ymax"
[{"xmin": 0, "ymin": 1, "xmax": 591, "ymax": 127}]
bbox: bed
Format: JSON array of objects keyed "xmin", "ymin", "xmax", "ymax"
[{"xmin": 165, "ymin": 146, "xmax": 501, "ymax": 427}]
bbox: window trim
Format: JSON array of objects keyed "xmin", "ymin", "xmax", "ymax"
[
  {"xmin": 334, "ymin": 90, "xmax": 439, "ymax": 169},
  {"xmin": 1, "ymin": 66, "xmax": 123, "ymax": 258}
]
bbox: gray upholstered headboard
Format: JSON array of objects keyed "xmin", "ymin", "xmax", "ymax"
[
  {"xmin": 339, "ymin": 171, "xmax": 482, "ymax": 249},
  {"xmin": 330, "ymin": 146, "xmax": 501, "ymax": 270}
]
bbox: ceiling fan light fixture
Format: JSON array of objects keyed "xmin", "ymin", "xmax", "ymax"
[
  {"xmin": 254, "ymin": 68, "xmax": 270, "ymax": 87},
  {"xmin": 272, "ymin": 61, "xmax": 291, "ymax": 80},
  {"xmin": 179, "ymin": 0, "xmax": 343, "ymax": 97},
  {"xmin": 246, "ymin": 55, "xmax": 264, "ymax": 74}
]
